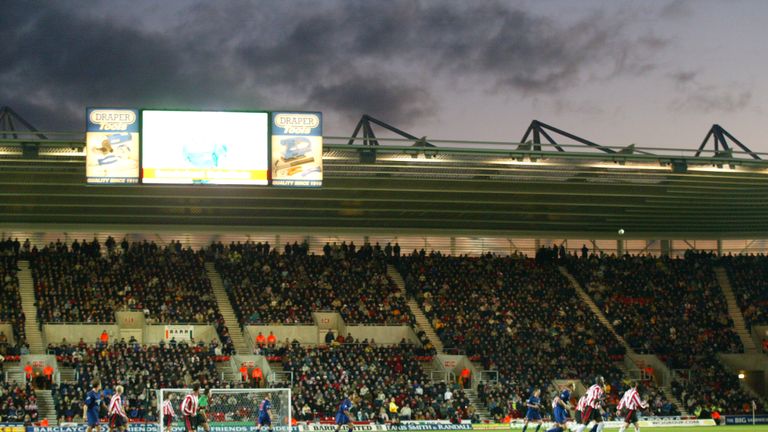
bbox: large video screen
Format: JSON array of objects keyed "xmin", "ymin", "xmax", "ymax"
[
  {"xmin": 141, "ymin": 110, "xmax": 269, "ymax": 185},
  {"xmin": 86, "ymin": 108, "xmax": 140, "ymax": 184}
]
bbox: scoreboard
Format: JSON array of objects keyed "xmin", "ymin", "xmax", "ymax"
[{"xmin": 85, "ymin": 108, "xmax": 322, "ymax": 187}]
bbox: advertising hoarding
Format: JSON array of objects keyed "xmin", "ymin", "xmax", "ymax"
[
  {"xmin": 86, "ymin": 108, "xmax": 140, "ymax": 184},
  {"xmin": 271, "ymin": 112, "xmax": 323, "ymax": 187}
]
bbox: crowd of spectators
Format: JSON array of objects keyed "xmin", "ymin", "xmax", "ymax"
[
  {"xmin": 566, "ymin": 251, "xmax": 743, "ymax": 369},
  {"xmin": 1, "ymin": 242, "xmax": 26, "ymax": 356},
  {"xmin": 29, "ymin": 238, "xmax": 235, "ymax": 354},
  {"xmin": 671, "ymin": 356, "xmax": 765, "ymax": 416},
  {"xmin": 50, "ymin": 337, "xmax": 228, "ymax": 422},
  {"xmin": 0, "ymin": 381, "xmax": 38, "ymax": 424},
  {"xmin": 281, "ymin": 342, "xmax": 474, "ymax": 422},
  {"xmin": 478, "ymin": 376, "xmax": 677, "ymax": 423},
  {"xmin": 400, "ymin": 250, "xmax": 625, "ymax": 404},
  {"xmin": 719, "ymin": 254, "xmax": 768, "ymax": 329},
  {"xmin": 213, "ymin": 241, "xmax": 414, "ymax": 326}
]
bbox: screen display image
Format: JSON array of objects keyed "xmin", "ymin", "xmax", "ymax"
[
  {"xmin": 271, "ymin": 112, "xmax": 323, "ymax": 187},
  {"xmin": 86, "ymin": 108, "xmax": 140, "ymax": 184},
  {"xmin": 141, "ymin": 110, "xmax": 269, "ymax": 185}
]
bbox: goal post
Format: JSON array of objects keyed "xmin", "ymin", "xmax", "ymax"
[{"xmin": 157, "ymin": 388, "xmax": 292, "ymax": 432}]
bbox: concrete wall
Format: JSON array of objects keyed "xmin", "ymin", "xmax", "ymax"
[
  {"xmin": 43, "ymin": 324, "xmax": 218, "ymax": 346},
  {"xmin": 632, "ymin": 354, "xmax": 671, "ymax": 385},
  {"xmin": 116, "ymin": 311, "xmax": 145, "ymax": 329},
  {"xmin": 312, "ymin": 312, "xmax": 340, "ymax": 330},
  {"xmin": 244, "ymin": 324, "xmax": 421, "ymax": 347},
  {"xmin": 246, "ymin": 325, "xmax": 318, "ymax": 347},
  {"xmin": 718, "ymin": 353, "xmax": 768, "ymax": 398},
  {"xmin": 0, "ymin": 323, "xmax": 15, "ymax": 345},
  {"xmin": 753, "ymin": 325, "xmax": 767, "ymax": 351},
  {"xmin": 344, "ymin": 325, "xmax": 420, "ymax": 345},
  {"xmin": 43, "ymin": 324, "xmax": 119, "ymax": 345},
  {"xmin": 144, "ymin": 325, "xmax": 218, "ymax": 344}
]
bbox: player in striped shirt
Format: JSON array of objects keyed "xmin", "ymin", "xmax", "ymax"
[
  {"xmin": 108, "ymin": 385, "xmax": 129, "ymax": 432},
  {"xmin": 162, "ymin": 394, "xmax": 176, "ymax": 432},
  {"xmin": 181, "ymin": 384, "xmax": 201, "ymax": 432},
  {"xmin": 575, "ymin": 376, "xmax": 605, "ymax": 432},
  {"xmin": 574, "ymin": 394, "xmax": 587, "ymax": 425},
  {"xmin": 617, "ymin": 382, "xmax": 648, "ymax": 432}
]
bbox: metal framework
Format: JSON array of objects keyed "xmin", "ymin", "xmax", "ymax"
[
  {"xmin": 0, "ymin": 106, "xmax": 47, "ymax": 140},
  {"xmin": 347, "ymin": 114, "xmax": 434, "ymax": 147},
  {"xmin": 519, "ymin": 119, "xmax": 618, "ymax": 154},
  {"xmin": 694, "ymin": 124, "xmax": 760, "ymax": 160}
]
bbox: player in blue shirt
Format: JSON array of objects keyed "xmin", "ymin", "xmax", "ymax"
[
  {"xmin": 83, "ymin": 380, "xmax": 103, "ymax": 432},
  {"xmin": 257, "ymin": 394, "xmax": 274, "ymax": 432},
  {"xmin": 522, "ymin": 388, "xmax": 543, "ymax": 432},
  {"xmin": 334, "ymin": 395, "xmax": 354, "ymax": 432},
  {"xmin": 547, "ymin": 383, "xmax": 575, "ymax": 432}
]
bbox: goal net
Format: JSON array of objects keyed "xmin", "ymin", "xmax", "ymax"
[{"xmin": 158, "ymin": 388, "xmax": 291, "ymax": 432}]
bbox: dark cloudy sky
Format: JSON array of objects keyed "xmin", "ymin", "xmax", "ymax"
[{"xmin": 3, "ymin": 0, "xmax": 767, "ymax": 152}]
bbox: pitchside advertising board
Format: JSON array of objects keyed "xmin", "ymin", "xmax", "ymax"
[
  {"xmin": 84, "ymin": 108, "xmax": 322, "ymax": 187},
  {"xmin": 24, "ymin": 418, "xmax": 721, "ymax": 432}
]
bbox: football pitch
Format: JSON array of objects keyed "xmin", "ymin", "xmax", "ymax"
[{"xmin": 594, "ymin": 428, "xmax": 768, "ymax": 432}]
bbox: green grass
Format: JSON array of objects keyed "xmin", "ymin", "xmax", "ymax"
[
  {"xmin": 595, "ymin": 428, "xmax": 768, "ymax": 432},
  {"xmin": 598, "ymin": 428, "xmax": 768, "ymax": 432}
]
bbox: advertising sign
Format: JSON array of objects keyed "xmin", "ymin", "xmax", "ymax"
[
  {"xmin": 270, "ymin": 112, "xmax": 323, "ymax": 187},
  {"xmin": 725, "ymin": 415, "xmax": 768, "ymax": 425},
  {"xmin": 86, "ymin": 108, "xmax": 140, "ymax": 184},
  {"xmin": 141, "ymin": 110, "xmax": 269, "ymax": 185}
]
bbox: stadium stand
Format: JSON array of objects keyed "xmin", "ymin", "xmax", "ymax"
[
  {"xmin": 213, "ymin": 241, "xmax": 415, "ymax": 326},
  {"xmin": 279, "ymin": 342, "xmax": 473, "ymax": 422},
  {"xmin": 28, "ymin": 239, "xmax": 235, "ymax": 354},
  {"xmin": 0, "ymin": 252, "xmax": 25, "ymax": 355},
  {"xmin": 564, "ymin": 252, "xmax": 743, "ymax": 369},
  {"xmin": 720, "ymin": 254, "xmax": 768, "ymax": 328},
  {"xmin": 49, "ymin": 338, "xmax": 227, "ymax": 422},
  {"xmin": 0, "ymin": 381, "xmax": 38, "ymax": 424},
  {"xmin": 671, "ymin": 355, "xmax": 762, "ymax": 416},
  {"xmin": 398, "ymin": 251, "xmax": 626, "ymax": 404}
]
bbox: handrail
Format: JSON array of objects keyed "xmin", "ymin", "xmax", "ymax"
[{"xmin": 4, "ymin": 133, "xmax": 768, "ymax": 163}]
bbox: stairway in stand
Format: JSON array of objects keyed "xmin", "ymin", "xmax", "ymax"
[
  {"xmin": 558, "ymin": 266, "xmax": 689, "ymax": 416},
  {"xmin": 714, "ymin": 267, "xmax": 758, "ymax": 353},
  {"xmin": 205, "ymin": 262, "xmax": 249, "ymax": 355},
  {"xmin": 463, "ymin": 388, "xmax": 491, "ymax": 421},
  {"xmin": 386, "ymin": 265, "xmax": 444, "ymax": 352},
  {"xmin": 35, "ymin": 388, "xmax": 58, "ymax": 425},
  {"xmin": 17, "ymin": 260, "xmax": 45, "ymax": 354},
  {"xmin": 215, "ymin": 362, "xmax": 238, "ymax": 385}
]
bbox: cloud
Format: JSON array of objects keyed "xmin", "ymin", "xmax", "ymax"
[
  {"xmin": 658, "ymin": 0, "xmax": 693, "ymax": 20},
  {"xmin": 671, "ymin": 89, "xmax": 753, "ymax": 114},
  {"xmin": 0, "ymin": 0, "xmax": 666, "ymax": 132},
  {"xmin": 669, "ymin": 71, "xmax": 697, "ymax": 85},
  {"xmin": 668, "ymin": 70, "xmax": 753, "ymax": 113}
]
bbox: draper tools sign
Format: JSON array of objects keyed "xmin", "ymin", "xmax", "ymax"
[
  {"xmin": 86, "ymin": 108, "xmax": 140, "ymax": 184},
  {"xmin": 271, "ymin": 112, "xmax": 323, "ymax": 187}
]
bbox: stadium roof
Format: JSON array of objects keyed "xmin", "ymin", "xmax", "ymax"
[{"xmin": 2, "ymin": 114, "xmax": 768, "ymax": 239}]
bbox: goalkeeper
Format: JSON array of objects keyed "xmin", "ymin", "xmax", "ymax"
[{"xmin": 198, "ymin": 388, "xmax": 211, "ymax": 432}]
